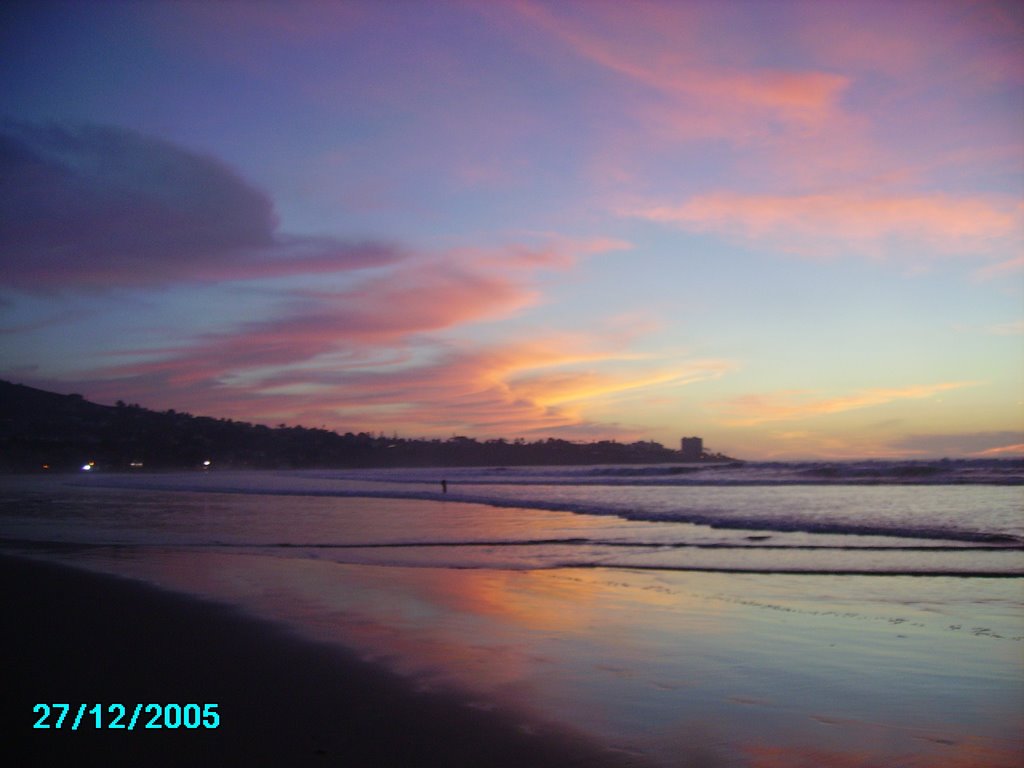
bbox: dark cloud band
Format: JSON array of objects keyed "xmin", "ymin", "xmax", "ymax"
[{"xmin": 0, "ymin": 121, "xmax": 400, "ymax": 291}]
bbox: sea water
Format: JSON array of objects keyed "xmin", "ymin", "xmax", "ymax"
[{"xmin": 2, "ymin": 460, "xmax": 1021, "ymax": 575}]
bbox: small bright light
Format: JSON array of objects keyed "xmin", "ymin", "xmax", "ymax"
[
  {"xmin": 81, "ymin": 463, "xmax": 92, "ymax": 471},
  {"xmin": 202, "ymin": 460, "xmax": 212, "ymax": 467}
]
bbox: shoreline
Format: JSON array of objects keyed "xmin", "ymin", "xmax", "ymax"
[{"xmin": 1, "ymin": 554, "xmax": 650, "ymax": 767}]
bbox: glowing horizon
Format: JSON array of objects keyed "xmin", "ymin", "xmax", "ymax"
[{"xmin": 1, "ymin": 0, "xmax": 1021, "ymax": 460}]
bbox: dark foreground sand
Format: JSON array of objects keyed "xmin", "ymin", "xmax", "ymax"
[{"xmin": 1, "ymin": 555, "xmax": 650, "ymax": 768}]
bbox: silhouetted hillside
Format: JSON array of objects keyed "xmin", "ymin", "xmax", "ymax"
[{"xmin": 0, "ymin": 380, "xmax": 733, "ymax": 472}]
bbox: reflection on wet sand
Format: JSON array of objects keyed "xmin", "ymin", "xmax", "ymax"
[
  {"xmin": 741, "ymin": 734, "xmax": 1022, "ymax": 768},
  {"xmin": 51, "ymin": 547, "xmax": 1024, "ymax": 768}
]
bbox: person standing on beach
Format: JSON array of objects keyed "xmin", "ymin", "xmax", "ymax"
[{"xmin": 441, "ymin": 479, "xmax": 448, "ymax": 493}]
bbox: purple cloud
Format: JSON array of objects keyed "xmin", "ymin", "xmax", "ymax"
[{"xmin": 0, "ymin": 121, "xmax": 401, "ymax": 291}]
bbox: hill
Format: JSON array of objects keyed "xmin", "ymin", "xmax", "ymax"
[{"xmin": 0, "ymin": 380, "xmax": 724, "ymax": 472}]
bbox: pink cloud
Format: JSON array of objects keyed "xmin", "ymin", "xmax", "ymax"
[
  {"xmin": 796, "ymin": 0, "xmax": 1023, "ymax": 88},
  {"xmin": 97, "ymin": 259, "xmax": 538, "ymax": 386},
  {"xmin": 507, "ymin": 0, "xmax": 1021, "ymax": 224},
  {"xmin": 459, "ymin": 235, "xmax": 633, "ymax": 272},
  {"xmin": 514, "ymin": 0, "xmax": 849, "ymax": 134},
  {"xmin": 631, "ymin": 192, "xmax": 1023, "ymax": 259}
]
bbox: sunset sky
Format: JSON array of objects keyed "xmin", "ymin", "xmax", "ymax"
[{"xmin": 2, "ymin": 0, "xmax": 1022, "ymax": 459}]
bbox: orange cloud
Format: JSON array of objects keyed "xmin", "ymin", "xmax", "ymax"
[
  {"xmin": 972, "ymin": 443, "xmax": 1024, "ymax": 457},
  {"xmin": 338, "ymin": 342, "xmax": 723, "ymax": 439},
  {"xmin": 325, "ymin": 339, "xmax": 733, "ymax": 438},
  {"xmin": 631, "ymin": 192, "xmax": 1023, "ymax": 258},
  {"xmin": 502, "ymin": 355, "xmax": 731, "ymax": 415},
  {"xmin": 715, "ymin": 382, "xmax": 977, "ymax": 427}
]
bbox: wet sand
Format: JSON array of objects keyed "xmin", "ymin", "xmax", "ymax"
[{"xmin": 1, "ymin": 554, "xmax": 648, "ymax": 768}]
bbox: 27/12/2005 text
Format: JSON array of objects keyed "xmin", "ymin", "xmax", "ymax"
[{"xmin": 33, "ymin": 703, "xmax": 220, "ymax": 730}]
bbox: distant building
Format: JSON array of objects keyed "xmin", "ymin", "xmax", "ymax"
[{"xmin": 680, "ymin": 436, "xmax": 703, "ymax": 461}]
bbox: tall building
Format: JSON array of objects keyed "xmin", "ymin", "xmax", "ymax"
[{"xmin": 680, "ymin": 436, "xmax": 703, "ymax": 461}]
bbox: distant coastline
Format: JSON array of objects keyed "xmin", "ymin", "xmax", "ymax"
[{"xmin": 0, "ymin": 380, "xmax": 737, "ymax": 472}]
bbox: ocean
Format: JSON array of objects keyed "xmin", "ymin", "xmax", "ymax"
[
  {"xmin": 3, "ymin": 460, "xmax": 1022, "ymax": 765},
  {"xmin": 3, "ymin": 460, "xmax": 1021, "ymax": 576}
]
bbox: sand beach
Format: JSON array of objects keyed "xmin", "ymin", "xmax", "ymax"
[{"xmin": 2, "ymin": 554, "xmax": 646, "ymax": 768}]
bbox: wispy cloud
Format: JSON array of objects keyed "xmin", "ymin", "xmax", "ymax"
[
  {"xmin": 987, "ymin": 319, "xmax": 1024, "ymax": 335},
  {"xmin": 974, "ymin": 255, "xmax": 1024, "ymax": 281},
  {"xmin": 302, "ymin": 343, "xmax": 731, "ymax": 439},
  {"xmin": 514, "ymin": 0, "xmax": 849, "ymax": 134},
  {"xmin": 92, "ymin": 256, "xmax": 539, "ymax": 385},
  {"xmin": 888, "ymin": 431, "xmax": 1024, "ymax": 458},
  {"xmin": 715, "ymin": 382, "xmax": 978, "ymax": 426},
  {"xmin": 511, "ymin": 0, "xmax": 1024, "ymax": 265},
  {"xmin": 450, "ymin": 235, "xmax": 633, "ymax": 272},
  {"xmin": 973, "ymin": 443, "xmax": 1024, "ymax": 457},
  {"xmin": 628, "ymin": 192, "xmax": 1023, "ymax": 259},
  {"xmin": 70, "ymin": 331, "xmax": 731, "ymax": 439},
  {"xmin": 795, "ymin": 0, "xmax": 1024, "ymax": 88}
]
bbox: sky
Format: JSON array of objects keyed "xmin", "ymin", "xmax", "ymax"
[{"xmin": 1, "ymin": 0, "xmax": 1022, "ymax": 460}]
